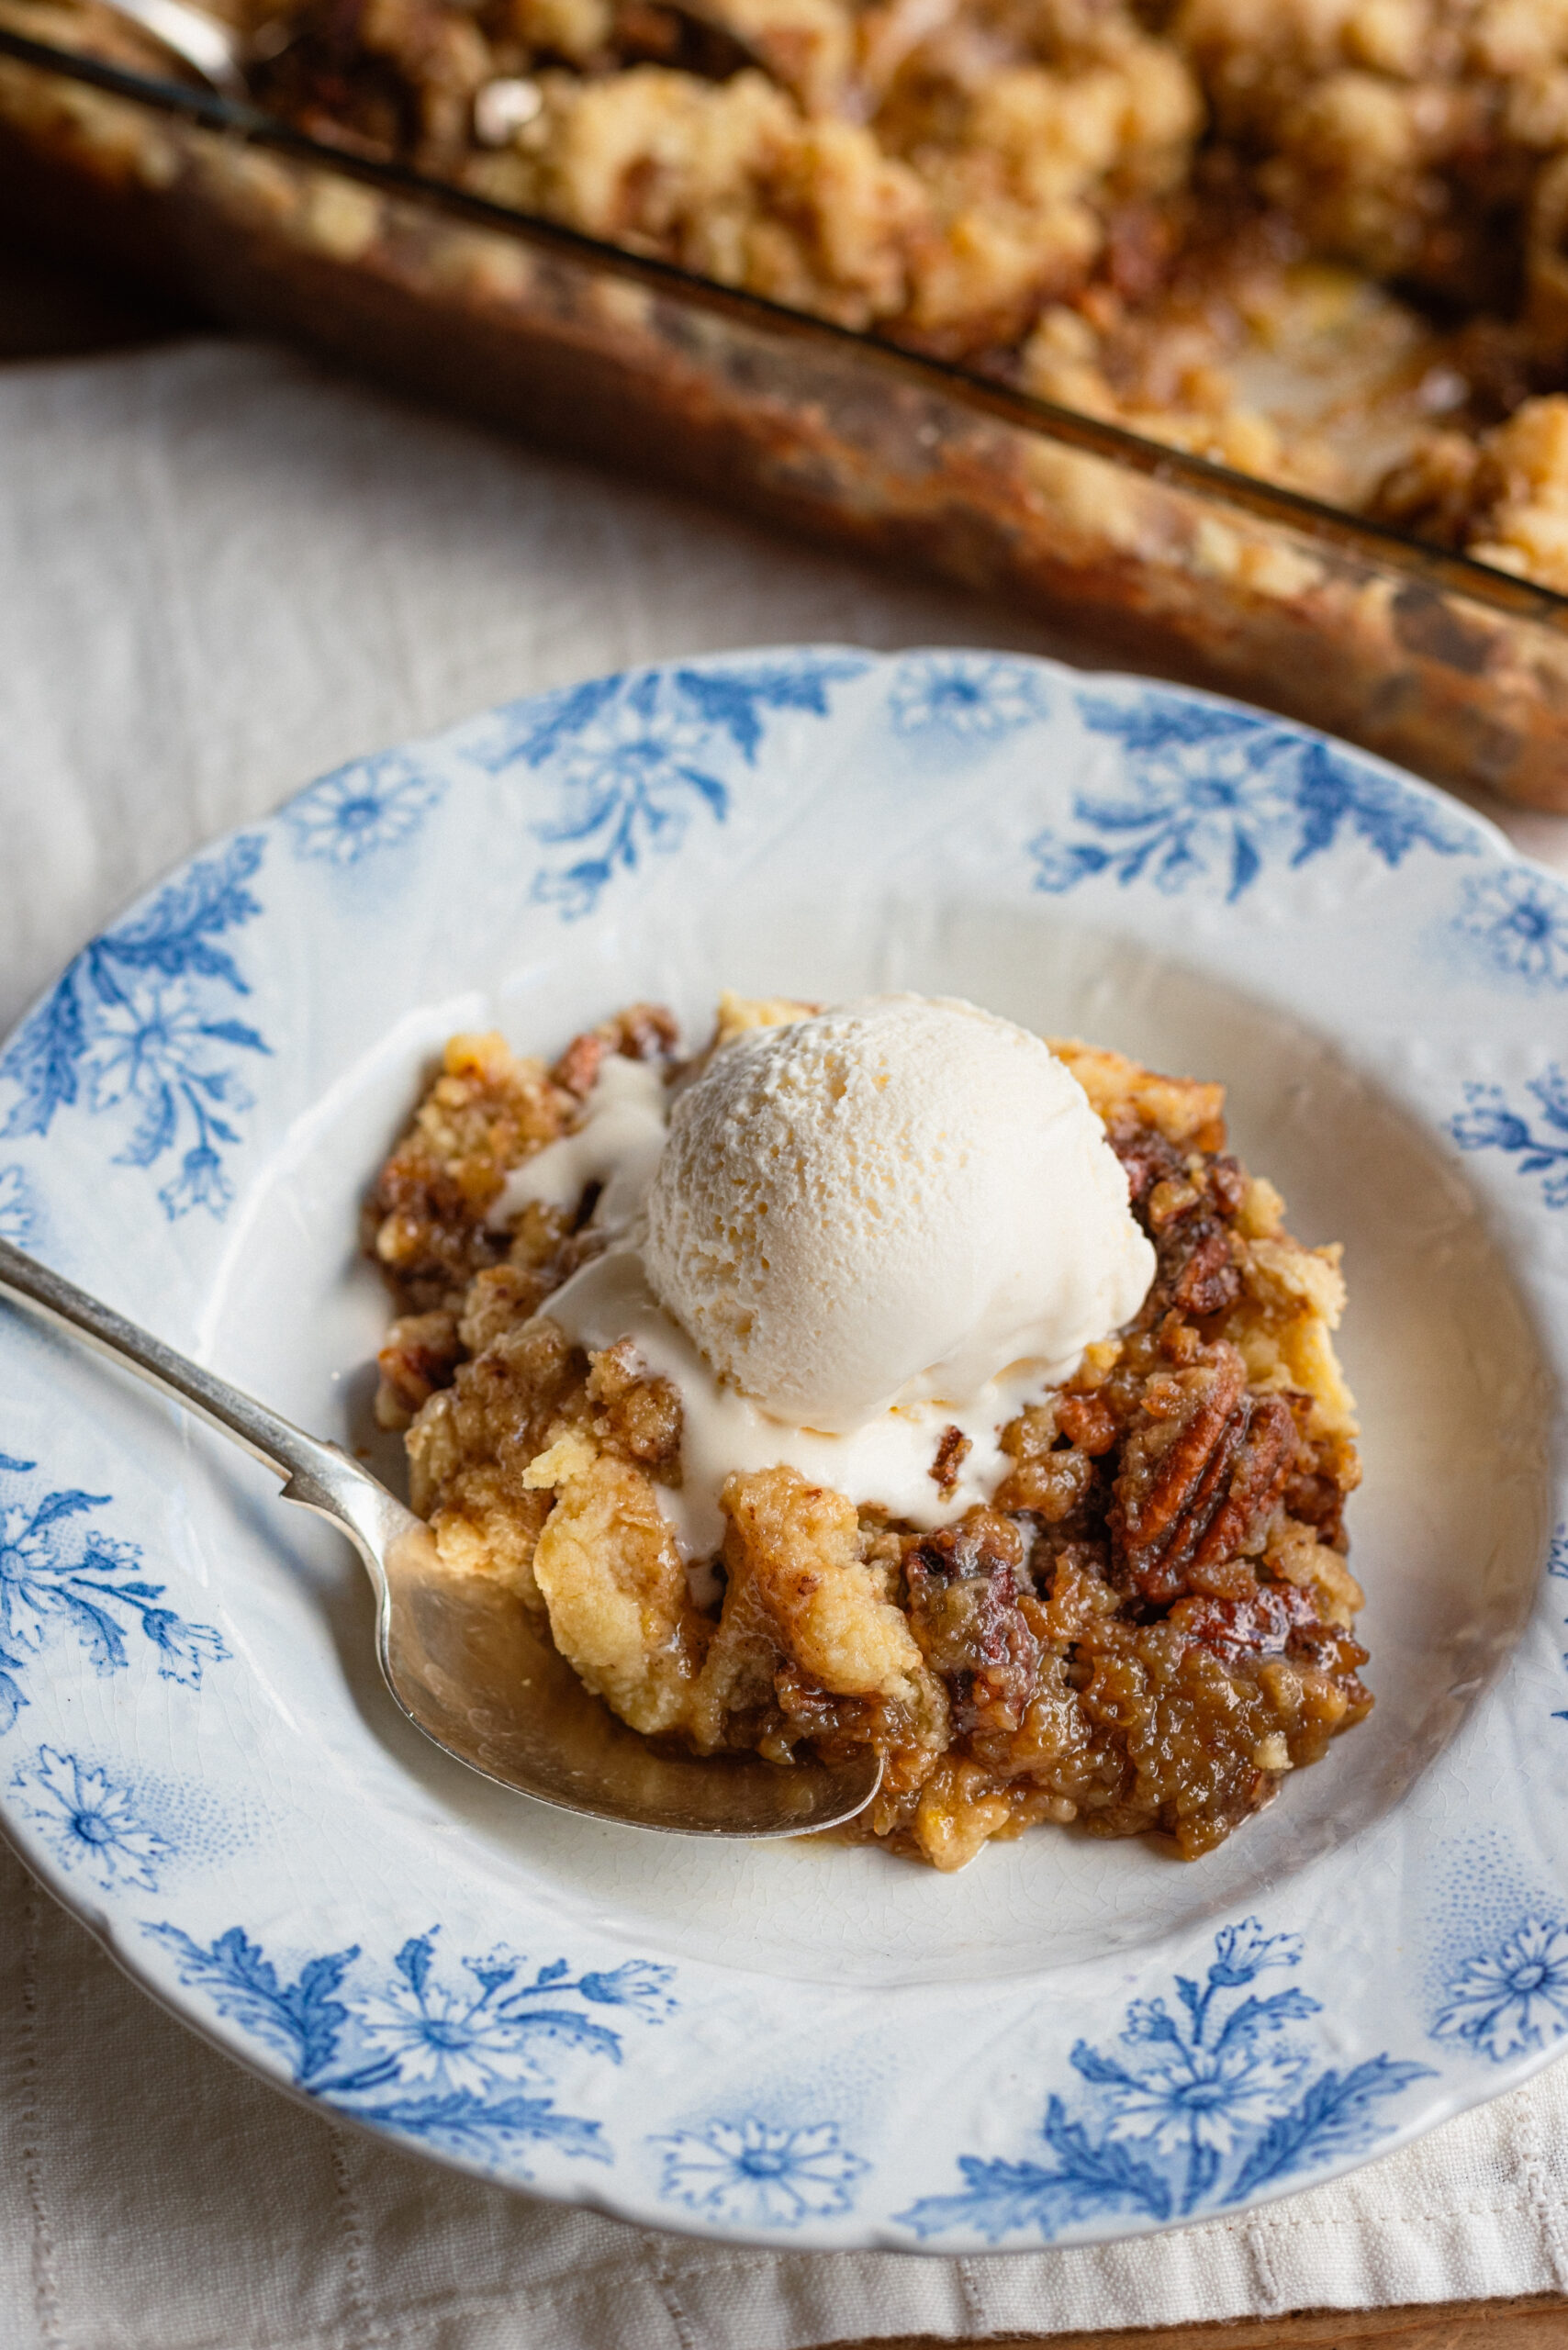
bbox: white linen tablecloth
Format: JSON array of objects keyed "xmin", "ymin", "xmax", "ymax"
[{"xmin": 3, "ymin": 337, "xmax": 1568, "ymax": 2350}]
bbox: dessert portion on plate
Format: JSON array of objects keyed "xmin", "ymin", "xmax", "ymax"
[{"xmin": 365, "ymin": 992, "xmax": 1368, "ymax": 1867}]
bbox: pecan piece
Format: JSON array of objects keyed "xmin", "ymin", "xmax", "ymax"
[
  {"xmin": 1283, "ymin": 1468, "xmax": 1350, "ymax": 1550},
  {"xmin": 1173, "ymin": 1580, "xmax": 1369, "ymax": 1684},
  {"xmin": 1055, "ymin": 1392, "xmax": 1119, "ymax": 1456},
  {"xmin": 1170, "ymin": 1224, "xmax": 1241, "ymax": 1317},
  {"xmin": 552, "ymin": 1003, "xmax": 678, "ymax": 1099},
  {"xmin": 1114, "ymin": 1366, "xmax": 1301, "ymax": 1607},
  {"xmin": 609, "ymin": 1002, "xmax": 679, "ymax": 1061},
  {"xmin": 930, "ymin": 1424, "xmax": 971, "ymax": 1494},
  {"xmin": 905, "ymin": 1510, "xmax": 1040, "ymax": 1735},
  {"xmin": 1111, "ymin": 1346, "xmax": 1249, "ymax": 1603},
  {"xmin": 1190, "ymin": 1393, "xmax": 1298, "ymax": 1581},
  {"xmin": 1110, "ymin": 1117, "xmax": 1242, "ymax": 1318},
  {"xmin": 552, "ymin": 1030, "xmax": 606, "ymax": 1099},
  {"xmin": 1110, "ymin": 1117, "xmax": 1185, "ymax": 1210}
]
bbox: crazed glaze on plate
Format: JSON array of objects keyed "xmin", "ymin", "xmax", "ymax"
[{"xmin": 0, "ymin": 648, "xmax": 1565, "ymax": 2250}]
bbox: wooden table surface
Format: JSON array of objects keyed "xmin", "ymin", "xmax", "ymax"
[
  {"xmin": 7, "ymin": 226, "xmax": 1567, "ymax": 2350},
  {"xmin": 823, "ymin": 2304, "xmax": 1568, "ymax": 2349}
]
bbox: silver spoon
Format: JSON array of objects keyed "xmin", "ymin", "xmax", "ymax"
[
  {"xmin": 0, "ymin": 1237, "xmax": 881, "ymax": 1838},
  {"xmin": 89, "ymin": 0, "xmax": 252, "ymax": 99}
]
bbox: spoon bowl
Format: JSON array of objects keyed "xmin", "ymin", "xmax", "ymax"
[
  {"xmin": 87, "ymin": 0, "xmax": 252, "ymax": 98},
  {"xmin": 0, "ymin": 1237, "xmax": 882, "ymax": 1839}
]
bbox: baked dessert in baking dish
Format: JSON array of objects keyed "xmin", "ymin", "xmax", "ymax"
[{"xmin": 37, "ymin": 0, "xmax": 1568, "ymax": 588}]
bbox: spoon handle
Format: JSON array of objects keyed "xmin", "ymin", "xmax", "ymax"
[{"xmin": 0, "ymin": 1237, "xmax": 412, "ymax": 1572}]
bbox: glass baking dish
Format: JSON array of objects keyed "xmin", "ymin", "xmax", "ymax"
[{"xmin": 7, "ymin": 17, "xmax": 1568, "ymax": 812}]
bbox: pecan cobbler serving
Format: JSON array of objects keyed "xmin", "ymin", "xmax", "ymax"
[{"xmin": 364, "ymin": 992, "xmax": 1366, "ymax": 1869}]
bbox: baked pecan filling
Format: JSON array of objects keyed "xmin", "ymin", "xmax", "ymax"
[{"xmin": 364, "ymin": 1007, "xmax": 1366, "ymax": 1867}]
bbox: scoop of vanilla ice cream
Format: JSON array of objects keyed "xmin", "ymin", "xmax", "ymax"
[{"xmin": 642, "ymin": 995, "xmax": 1154, "ymax": 1432}]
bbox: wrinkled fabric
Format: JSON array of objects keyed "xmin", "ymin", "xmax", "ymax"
[{"xmin": 2, "ymin": 338, "xmax": 1567, "ymax": 2350}]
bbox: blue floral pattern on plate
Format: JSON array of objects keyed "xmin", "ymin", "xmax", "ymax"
[
  {"xmin": 285, "ymin": 751, "xmax": 446, "ymax": 866},
  {"xmin": 0, "ymin": 1163, "xmax": 34, "ymax": 1244},
  {"xmin": 1432, "ymin": 1919, "xmax": 1568, "ymax": 2061},
  {"xmin": 0, "ymin": 837, "xmax": 268, "ymax": 1218},
  {"xmin": 11, "ymin": 1743, "xmax": 171, "ymax": 1891},
  {"xmin": 145, "ymin": 1922, "xmax": 676, "ymax": 2172},
  {"xmin": 899, "ymin": 1922, "xmax": 1430, "ymax": 2243},
  {"xmin": 1450, "ymin": 1068, "xmax": 1568, "ymax": 1208},
  {"xmin": 470, "ymin": 656, "xmax": 865, "ymax": 918},
  {"xmin": 888, "ymin": 654, "xmax": 1049, "ymax": 739},
  {"xmin": 1028, "ymin": 692, "xmax": 1473, "ymax": 901},
  {"xmin": 1454, "ymin": 867, "xmax": 1568, "ymax": 988},
  {"xmin": 0, "ymin": 1459, "xmax": 228, "ymax": 1734},
  {"xmin": 654, "ymin": 2119, "xmax": 869, "ymax": 2227}
]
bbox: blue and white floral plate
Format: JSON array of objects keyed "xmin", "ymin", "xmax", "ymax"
[{"xmin": 2, "ymin": 646, "xmax": 1567, "ymax": 2251}]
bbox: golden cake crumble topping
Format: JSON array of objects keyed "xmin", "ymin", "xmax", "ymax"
[{"xmin": 364, "ymin": 1001, "xmax": 1367, "ymax": 1869}]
